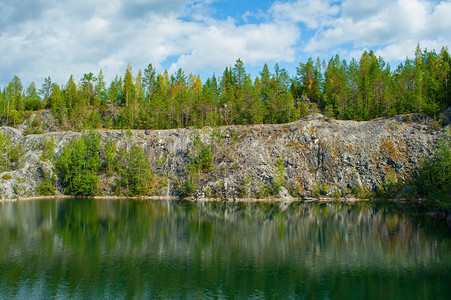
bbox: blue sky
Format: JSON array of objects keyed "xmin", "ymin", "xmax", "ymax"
[{"xmin": 0, "ymin": 0, "xmax": 450, "ymax": 88}]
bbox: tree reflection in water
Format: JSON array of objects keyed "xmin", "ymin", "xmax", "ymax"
[{"xmin": 0, "ymin": 199, "xmax": 449, "ymax": 299}]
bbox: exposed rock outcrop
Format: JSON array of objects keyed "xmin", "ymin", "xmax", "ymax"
[{"xmin": 0, "ymin": 113, "xmax": 446, "ymax": 200}]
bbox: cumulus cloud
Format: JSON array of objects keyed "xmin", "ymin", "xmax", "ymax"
[
  {"xmin": 270, "ymin": 0, "xmax": 340, "ymax": 29},
  {"xmin": 304, "ymin": 0, "xmax": 451, "ymax": 60},
  {"xmin": 341, "ymin": 0, "xmax": 393, "ymax": 21},
  {"xmin": 120, "ymin": 0, "xmax": 195, "ymax": 19},
  {"xmin": 167, "ymin": 20, "xmax": 299, "ymax": 74},
  {"xmin": 0, "ymin": 0, "xmax": 299, "ymax": 87},
  {"xmin": 0, "ymin": 0, "xmax": 449, "ymax": 87},
  {"xmin": 0, "ymin": 0, "xmax": 56, "ymax": 31}
]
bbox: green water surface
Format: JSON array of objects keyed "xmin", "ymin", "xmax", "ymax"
[{"xmin": 0, "ymin": 199, "xmax": 450, "ymax": 299}]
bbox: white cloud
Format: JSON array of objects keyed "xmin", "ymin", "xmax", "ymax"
[
  {"xmin": 429, "ymin": 1, "xmax": 451, "ymax": 35},
  {"xmin": 271, "ymin": 0, "xmax": 340, "ymax": 29},
  {"xmin": 168, "ymin": 20, "xmax": 299, "ymax": 75},
  {"xmin": 0, "ymin": 0, "xmax": 449, "ymax": 88},
  {"xmin": 0, "ymin": 0, "xmax": 300, "ymax": 87},
  {"xmin": 303, "ymin": 0, "xmax": 450, "ymax": 60},
  {"xmin": 375, "ymin": 38, "xmax": 450, "ymax": 63},
  {"xmin": 342, "ymin": 0, "xmax": 393, "ymax": 21}
]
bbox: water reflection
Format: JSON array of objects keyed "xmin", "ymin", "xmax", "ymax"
[{"xmin": 0, "ymin": 199, "xmax": 450, "ymax": 299}]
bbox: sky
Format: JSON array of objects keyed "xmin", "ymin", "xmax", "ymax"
[{"xmin": 0, "ymin": 0, "xmax": 450, "ymax": 88}]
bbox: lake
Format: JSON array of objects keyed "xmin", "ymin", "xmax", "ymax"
[{"xmin": 0, "ymin": 198, "xmax": 450, "ymax": 299}]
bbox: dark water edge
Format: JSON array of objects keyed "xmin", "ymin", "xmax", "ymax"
[{"xmin": 0, "ymin": 198, "xmax": 450, "ymax": 299}]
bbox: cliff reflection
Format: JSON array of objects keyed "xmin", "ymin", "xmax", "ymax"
[{"xmin": 0, "ymin": 199, "xmax": 449, "ymax": 299}]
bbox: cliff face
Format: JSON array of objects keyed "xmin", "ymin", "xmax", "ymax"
[{"xmin": 0, "ymin": 113, "xmax": 445, "ymax": 200}]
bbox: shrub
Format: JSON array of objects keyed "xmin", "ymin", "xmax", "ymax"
[
  {"xmin": 376, "ymin": 172, "xmax": 405, "ymax": 199},
  {"xmin": 2, "ymin": 174, "xmax": 12, "ymax": 180},
  {"xmin": 313, "ymin": 183, "xmax": 328, "ymax": 197},
  {"xmin": 56, "ymin": 131, "xmax": 101, "ymax": 196},
  {"xmin": 272, "ymin": 156, "xmax": 286, "ymax": 193},
  {"xmin": 40, "ymin": 137, "xmax": 55, "ymax": 161},
  {"xmin": 180, "ymin": 175, "xmax": 197, "ymax": 197},
  {"xmin": 116, "ymin": 146, "xmax": 153, "ymax": 196},
  {"xmin": 188, "ymin": 131, "xmax": 213, "ymax": 175},
  {"xmin": 37, "ymin": 179, "xmax": 56, "ymax": 195},
  {"xmin": 353, "ymin": 185, "xmax": 371, "ymax": 199},
  {"xmin": 413, "ymin": 129, "xmax": 450, "ymax": 210}
]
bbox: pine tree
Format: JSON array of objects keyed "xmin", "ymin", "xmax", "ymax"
[
  {"xmin": 143, "ymin": 63, "xmax": 156, "ymax": 104},
  {"xmin": 94, "ymin": 69, "xmax": 107, "ymax": 107},
  {"xmin": 38, "ymin": 76, "xmax": 52, "ymax": 108},
  {"xmin": 24, "ymin": 82, "xmax": 42, "ymax": 111},
  {"xmin": 296, "ymin": 57, "xmax": 323, "ymax": 107},
  {"xmin": 49, "ymin": 84, "xmax": 66, "ymax": 125},
  {"xmin": 80, "ymin": 72, "xmax": 94, "ymax": 107}
]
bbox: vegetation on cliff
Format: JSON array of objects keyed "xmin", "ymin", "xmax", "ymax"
[
  {"xmin": 55, "ymin": 131, "xmax": 152, "ymax": 197},
  {"xmin": 0, "ymin": 132, "xmax": 23, "ymax": 172},
  {"xmin": 0, "ymin": 112, "xmax": 449, "ymax": 210},
  {"xmin": 413, "ymin": 129, "xmax": 450, "ymax": 210}
]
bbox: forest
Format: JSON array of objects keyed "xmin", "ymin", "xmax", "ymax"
[{"xmin": 0, "ymin": 45, "xmax": 450, "ymax": 130}]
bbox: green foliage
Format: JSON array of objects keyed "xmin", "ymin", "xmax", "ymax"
[
  {"xmin": 88, "ymin": 110, "xmax": 102, "ymax": 129},
  {"xmin": 37, "ymin": 179, "xmax": 56, "ymax": 195},
  {"xmin": 180, "ymin": 131, "xmax": 214, "ymax": 197},
  {"xmin": 332, "ymin": 188, "xmax": 342, "ymax": 198},
  {"xmin": 1, "ymin": 59, "xmax": 295, "ymax": 129},
  {"xmin": 2, "ymin": 174, "xmax": 12, "ymax": 180},
  {"xmin": 180, "ymin": 175, "xmax": 197, "ymax": 197},
  {"xmin": 55, "ymin": 130, "xmax": 153, "ymax": 197},
  {"xmin": 2, "ymin": 45, "xmax": 450, "ymax": 131},
  {"xmin": 0, "ymin": 132, "xmax": 24, "ymax": 171},
  {"xmin": 205, "ymin": 186, "xmax": 213, "ymax": 198},
  {"xmin": 272, "ymin": 156, "xmax": 286, "ymax": 193},
  {"xmin": 56, "ymin": 131, "xmax": 101, "ymax": 196},
  {"xmin": 376, "ymin": 172, "xmax": 405, "ymax": 199},
  {"xmin": 104, "ymin": 140, "xmax": 117, "ymax": 176},
  {"xmin": 8, "ymin": 144, "xmax": 23, "ymax": 169},
  {"xmin": 313, "ymin": 183, "xmax": 328, "ymax": 197},
  {"xmin": 25, "ymin": 116, "xmax": 44, "ymax": 135},
  {"xmin": 413, "ymin": 129, "xmax": 451, "ymax": 210},
  {"xmin": 24, "ymin": 82, "xmax": 42, "ymax": 111},
  {"xmin": 188, "ymin": 131, "xmax": 213, "ymax": 175},
  {"xmin": 40, "ymin": 137, "xmax": 55, "ymax": 161},
  {"xmin": 238, "ymin": 176, "xmax": 252, "ymax": 198},
  {"xmin": 38, "ymin": 166, "xmax": 57, "ymax": 196},
  {"xmin": 256, "ymin": 179, "xmax": 273, "ymax": 199},
  {"xmin": 116, "ymin": 146, "xmax": 153, "ymax": 196},
  {"xmin": 353, "ymin": 185, "xmax": 371, "ymax": 199}
]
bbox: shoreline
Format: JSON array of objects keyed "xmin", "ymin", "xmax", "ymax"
[
  {"xmin": 0, "ymin": 194, "xmax": 425, "ymax": 204},
  {"xmin": 4, "ymin": 195, "xmax": 449, "ymax": 223}
]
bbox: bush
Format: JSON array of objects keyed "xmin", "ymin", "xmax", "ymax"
[
  {"xmin": 56, "ymin": 131, "xmax": 101, "ymax": 196},
  {"xmin": 413, "ymin": 129, "xmax": 450, "ymax": 210},
  {"xmin": 376, "ymin": 172, "xmax": 405, "ymax": 199},
  {"xmin": 272, "ymin": 156, "xmax": 286, "ymax": 193},
  {"xmin": 313, "ymin": 183, "xmax": 328, "ymax": 197},
  {"xmin": 37, "ymin": 179, "xmax": 56, "ymax": 195},
  {"xmin": 188, "ymin": 131, "xmax": 213, "ymax": 175},
  {"xmin": 180, "ymin": 175, "xmax": 197, "ymax": 197},
  {"xmin": 353, "ymin": 185, "xmax": 371, "ymax": 199},
  {"xmin": 2, "ymin": 174, "xmax": 12, "ymax": 180},
  {"xmin": 40, "ymin": 137, "xmax": 55, "ymax": 161},
  {"xmin": 115, "ymin": 146, "xmax": 153, "ymax": 196}
]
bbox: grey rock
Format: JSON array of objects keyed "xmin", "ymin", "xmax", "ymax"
[{"xmin": 0, "ymin": 112, "xmax": 447, "ymax": 200}]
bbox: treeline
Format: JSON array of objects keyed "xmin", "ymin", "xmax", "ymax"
[{"xmin": 0, "ymin": 45, "xmax": 450, "ymax": 130}]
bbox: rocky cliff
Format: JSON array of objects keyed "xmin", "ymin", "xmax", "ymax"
[{"xmin": 0, "ymin": 113, "xmax": 446, "ymax": 200}]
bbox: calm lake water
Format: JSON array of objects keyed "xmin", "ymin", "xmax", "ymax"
[{"xmin": 0, "ymin": 199, "xmax": 450, "ymax": 299}]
